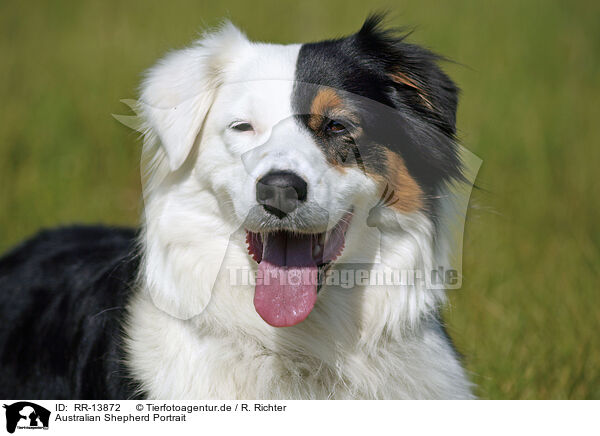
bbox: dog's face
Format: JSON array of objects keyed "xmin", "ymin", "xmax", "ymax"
[{"xmin": 138, "ymin": 16, "xmax": 462, "ymax": 328}]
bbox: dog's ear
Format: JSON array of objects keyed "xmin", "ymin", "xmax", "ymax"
[
  {"xmin": 354, "ymin": 14, "xmax": 463, "ymax": 185},
  {"xmin": 139, "ymin": 22, "xmax": 248, "ymax": 171},
  {"xmin": 356, "ymin": 14, "xmax": 458, "ymax": 138}
]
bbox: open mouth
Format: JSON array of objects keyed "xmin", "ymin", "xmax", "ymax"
[{"xmin": 245, "ymin": 210, "xmax": 353, "ymax": 327}]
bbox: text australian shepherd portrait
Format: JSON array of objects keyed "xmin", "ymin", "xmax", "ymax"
[{"xmin": 0, "ymin": 15, "xmax": 479, "ymax": 399}]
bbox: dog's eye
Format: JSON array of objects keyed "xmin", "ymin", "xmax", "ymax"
[
  {"xmin": 325, "ymin": 120, "xmax": 346, "ymax": 134},
  {"xmin": 230, "ymin": 122, "xmax": 254, "ymax": 132}
]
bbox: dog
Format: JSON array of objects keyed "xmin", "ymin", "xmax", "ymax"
[{"xmin": 0, "ymin": 15, "xmax": 475, "ymax": 399}]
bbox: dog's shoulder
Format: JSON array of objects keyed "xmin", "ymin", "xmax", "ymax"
[{"xmin": 0, "ymin": 225, "xmax": 142, "ymax": 399}]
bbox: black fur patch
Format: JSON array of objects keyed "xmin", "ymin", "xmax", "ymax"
[
  {"xmin": 293, "ymin": 14, "xmax": 463, "ymax": 200},
  {"xmin": 0, "ymin": 226, "xmax": 143, "ymax": 399}
]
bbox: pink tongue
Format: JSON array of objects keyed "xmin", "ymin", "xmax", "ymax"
[{"xmin": 254, "ymin": 232, "xmax": 318, "ymax": 327}]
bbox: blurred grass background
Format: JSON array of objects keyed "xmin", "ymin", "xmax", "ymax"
[{"xmin": 1, "ymin": 0, "xmax": 599, "ymax": 399}]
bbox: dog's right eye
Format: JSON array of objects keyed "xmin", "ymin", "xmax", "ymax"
[{"xmin": 230, "ymin": 121, "xmax": 254, "ymax": 132}]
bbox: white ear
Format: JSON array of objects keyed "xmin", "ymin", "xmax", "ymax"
[{"xmin": 139, "ymin": 22, "xmax": 248, "ymax": 171}]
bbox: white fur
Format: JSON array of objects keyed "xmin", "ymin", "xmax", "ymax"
[{"xmin": 125, "ymin": 23, "xmax": 474, "ymax": 399}]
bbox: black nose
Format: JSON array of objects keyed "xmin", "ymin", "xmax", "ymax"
[{"xmin": 256, "ymin": 171, "xmax": 308, "ymax": 218}]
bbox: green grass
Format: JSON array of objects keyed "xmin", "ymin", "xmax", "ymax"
[{"xmin": 1, "ymin": 0, "xmax": 599, "ymax": 399}]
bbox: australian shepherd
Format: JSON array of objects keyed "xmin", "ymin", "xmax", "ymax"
[{"xmin": 0, "ymin": 16, "xmax": 475, "ymax": 399}]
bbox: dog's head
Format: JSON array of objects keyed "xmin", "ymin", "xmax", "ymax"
[{"xmin": 136, "ymin": 16, "xmax": 464, "ymax": 328}]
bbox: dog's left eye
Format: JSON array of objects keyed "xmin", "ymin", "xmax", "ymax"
[
  {"xmin": 325, "ymin": 120, "xmax": 347, "ymax": 134},
  {"xmin": 230, "ymin": 122, "xmax": 254, "ymax": 132}
]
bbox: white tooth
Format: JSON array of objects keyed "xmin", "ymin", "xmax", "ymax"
[{"xmin": 313, "ymin": 244, "xmax": 322, "ymax": 258}]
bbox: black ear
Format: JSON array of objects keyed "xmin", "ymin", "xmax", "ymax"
[{"xmin": 355, "ymin": 14, "xmax": 459, "ymax": 139}]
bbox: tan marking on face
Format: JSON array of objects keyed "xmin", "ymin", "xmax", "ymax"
[
  {"xmin": 389, "ymin": 71, "xmax": 433, "ymax": 110},
  {"xmin": 308, "ymin": 88, "xmax": 343, "ymax": 131},
  {"xmin": 378, "ymin": 149, "xmax": 424, "ymax": 213}
]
